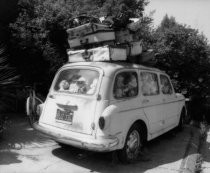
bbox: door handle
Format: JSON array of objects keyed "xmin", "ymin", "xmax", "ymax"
[{"xmin": 142, "ymin": 99, "xmax": 149, "ymax": 104}]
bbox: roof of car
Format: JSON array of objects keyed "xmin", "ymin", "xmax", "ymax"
[{"xmin": 61, "ymin": 62, "xmax": 163, "ymax": 77}]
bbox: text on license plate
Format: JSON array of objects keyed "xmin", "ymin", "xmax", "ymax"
[{"xmin": 56, "ymin": 109, "xmax": 74, "ymax": 123}]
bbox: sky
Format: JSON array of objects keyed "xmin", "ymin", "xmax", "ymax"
[{"xmin": 145, "ymin": 0, "xmax": 210, "ymax": 43}]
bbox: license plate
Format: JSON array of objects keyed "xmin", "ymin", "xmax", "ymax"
[{"xmin": 56, "ymin": 109, "xmax": 74, "ymax": 123}]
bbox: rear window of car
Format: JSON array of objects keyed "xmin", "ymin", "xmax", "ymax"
[
  {"xmin": 54, "ymin": 69, "xmax": 99, "ymax": 95},
  {"xmin": 113, "ymin": 71, "xmax": 138, "ymax": 99}
]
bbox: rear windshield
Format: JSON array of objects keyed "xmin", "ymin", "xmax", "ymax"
[{"xmin": 54, "ymin": 69, "xmax": 99, "ymax": 95}]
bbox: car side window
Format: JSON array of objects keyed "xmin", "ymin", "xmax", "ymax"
[
  {"xmin": 160, "ymin": 75, "xmax": 173, "ymax": 95},
  {"xmin": 140, "ymin": 72, "xmax": 159, "ymax": 96},
  {"xmin": 113, "ymin": 71, "xmax": 138, "ymax": 99}
]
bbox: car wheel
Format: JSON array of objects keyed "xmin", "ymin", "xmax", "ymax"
[
  {"xmin": 118, "ymin": 124, "xmax": 143, "ymax": 163},
  {"xmin": 177, "ymin": 110, "xmax": 185, "ymax": 131}
]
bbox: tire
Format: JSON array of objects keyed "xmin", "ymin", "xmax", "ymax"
[
  {"xmin": 118, "ymin": 124, "xmax": 144, "ymax": 163},
  {"xmin": 177, "ymin": 110, "xmax": 185, "ymax": 131}
]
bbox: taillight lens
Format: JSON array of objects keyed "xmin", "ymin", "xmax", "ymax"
[{"xmin": 99, "ymin": 117, "xmax": 105, "ymax": 130}]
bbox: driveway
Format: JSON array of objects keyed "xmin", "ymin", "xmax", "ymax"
[{"xmin": 0, "ymin": 115, "xmax": 200, "ymax": 173}]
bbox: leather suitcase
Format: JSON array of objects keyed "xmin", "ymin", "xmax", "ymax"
[{"xmin": 68, "ymin": 45, "xmax": 127, "ymax": 62}]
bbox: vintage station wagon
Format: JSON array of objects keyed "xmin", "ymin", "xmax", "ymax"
[{"xmin": 28, "ymin": 61, "xmax": 187, "ymax": 163}]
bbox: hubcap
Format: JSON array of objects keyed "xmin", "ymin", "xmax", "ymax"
[{"xmin": 126, "ymin": 130, "xmax": 141, "ymax": 160}]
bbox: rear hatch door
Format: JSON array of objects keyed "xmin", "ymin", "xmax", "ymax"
[{"xmin": 39, "ymin": 67, "xmax": 102, "ymax": 135}]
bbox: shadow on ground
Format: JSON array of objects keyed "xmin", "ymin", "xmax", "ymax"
[
  {"xmin": 0, "ymin": 114, "xmax": 54, "ymax": 165},
  {"xmin": 0, "ymin": 115, "xmax": 201, "ymax": 173},
  {"xmin": 52, "ymin": 129, "xmax": 191, "ymax": 173},
  {"xmin": 0, "ymin": 151, "xmax": 22, "ymax": 165},
  {"xmin": 200, "ymin": 125, "xmax": 210, "ymax": 172}
]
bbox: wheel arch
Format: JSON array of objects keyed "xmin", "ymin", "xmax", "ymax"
[
  {"xmin": 133, "ymin": 120, "xmax": 148, "ymax": 143},
  {"xmin": 123, "ymin": 119, "xmax": 148, "ymax": 147},
  {"xmin": 118, "ymin": 119, "xmax": 148, "ymax": 163}
]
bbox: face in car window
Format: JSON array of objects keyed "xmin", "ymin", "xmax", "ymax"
[{"xmin": 113, "ymin": 72, "xmax": 138, "ymax": 99}]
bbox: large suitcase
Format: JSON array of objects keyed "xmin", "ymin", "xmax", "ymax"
[
  {"xmin": 67, "ymin": 23, "xmax": 113, "ymax": 39},
  {"xmin": 68, "ymin": 45, "xmax": 127, "ymax": 62},
  {"xmin": 68, "ymin": 31, "xmax": 115, "ymax": 49},
  {"xmin": 67, "ymin": 22, "xmax": 115, "ymax": 49}
]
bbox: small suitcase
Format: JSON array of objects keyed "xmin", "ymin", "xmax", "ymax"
[
  {"xmin": 68, "ymin": 45, "xmax": 127, "ymax": 62},
  {"xmin": 68, "ymin": 31, "xmax": 115, "ymax": 49}
]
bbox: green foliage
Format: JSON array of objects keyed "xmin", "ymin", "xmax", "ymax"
[
  {"xmin": 9, "ymin": 0, "xmax": 73, "ymax": 89},
  {"xmin": 9, "ymin": 0, "xmax": 150, "ymax": 92},
  {"xmin": 159, "ymin": 14, "xmax": 176, "ymax": 31},
  {"xmin": 135, "ymin": 12, "xmax": 155, "ymax": 50},
  {"xmin": 64, "ymin": 0, "xmax": 148, "ymax": 18},
  {"xmin": 0, "ymin": 43, "xmax": 19, "ymax": 112},
  {"xmin": 8, "ymin": 0, "xmax": 210, "ymax": 100},
  {"xmin": 100, "ymin": 0, "xmax": 148, "ymax": 18},
  {"xmin": 153, "ymin": 15, "xmax": 210, "ymax": 97},
  {"xmin": 0, "ymin": 0, "xmax": 19, "ymax": 24}
]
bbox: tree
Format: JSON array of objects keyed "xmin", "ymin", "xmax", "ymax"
[
  {"xmin": 159, "ymin": 14, "xmax": 176, "ymax": 30},
  {"xmin": 64, "ymin": 0, "xmax": 148, "ymax": 18},
  {"xmin": 0, "ymin": 0, "xmax": 19, "ymax": 114},
  {"xmin": 9, "ymin": 0, "xmax": 150, "ymax": 94},
  {"xmin": 0, "ymin": 43, "xmax": 19, "ymax": 112},
  {"xmin": 153, "ymin": 15, "xmax": 210, "ymax": 97},
  {"xmin": 9, "ymin": 0, "xmax": 73, "ymax": 93}
]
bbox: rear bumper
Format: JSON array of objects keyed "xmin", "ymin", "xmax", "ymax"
[{"xmin": 33, "ymin": 122, "xmax": 119, "ymax": 152}]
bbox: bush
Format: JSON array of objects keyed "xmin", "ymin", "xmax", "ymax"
[{"xmin": 152, "ymin": 15, "xmax": 210, "ymax": 98}]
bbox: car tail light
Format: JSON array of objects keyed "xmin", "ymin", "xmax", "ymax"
[{"xmin": 99, "ymin": 116, "xmax": 105, "ymax": 130}]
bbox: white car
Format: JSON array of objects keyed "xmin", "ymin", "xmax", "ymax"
[{"xmin": 27, "ymin": 61, "xmax": 187, "ymax": 163}]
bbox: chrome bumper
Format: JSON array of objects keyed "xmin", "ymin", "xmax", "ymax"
[{"xmin": 33, "ymin": 122, "xmax": 119, "ymax": 152}]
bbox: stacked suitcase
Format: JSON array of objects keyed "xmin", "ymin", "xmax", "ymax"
[
  {"xmin": 67, "ymin": 23, "xmax": 115, "ymax": 49},
  {"xmin": 67, "ymin": 16, "xmax": 153, "ymax": 63},
  {"xmin": 68, "ymin": 45, "xmax": 127, "ymax": 62}
]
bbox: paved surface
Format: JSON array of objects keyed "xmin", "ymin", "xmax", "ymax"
[
  {"xmin": 201, "ymin": 126, "xmax": 210, "ymax": 173},
  {"xmin": 0, "ymin": 116, "xmax": 201, "ymax": 173}
]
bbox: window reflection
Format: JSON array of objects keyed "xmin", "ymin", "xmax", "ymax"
[
  {"xmin": 54, "ymin": 69, "xmax": 99, "ymax": 95},
  {"xmin": 114, "ymin": 72, "xmax": 138, "ymax": 99},
  {"xmin": 140, "ymin": 72, "xmax": 159, "ymax": 96}
]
